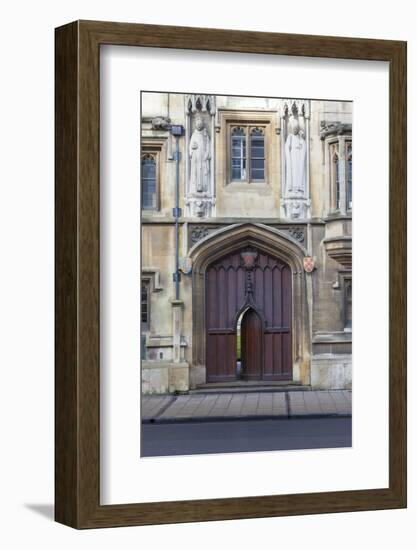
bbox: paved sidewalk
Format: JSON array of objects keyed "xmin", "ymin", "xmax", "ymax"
[{"xmin": 142, "ymin": 390, "xmax": 351, "ymax": 423}]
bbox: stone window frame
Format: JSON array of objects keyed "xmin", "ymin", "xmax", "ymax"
[
  {"xmin": 141, "ymin": 153, "xmax": 158, "ymax": 210},
  {"xmin": 344, "ymin": 276, "xmax": 352, "ymax": 332},
  {"xmin": 140, "ymin": 139, "xmax": 165, "ymax": 212},
  {"xmin": 229, "ymin": 124, "xmax": 267, "ymax": 183},
  {"xmin": 333, "ymin": 270, "xmax": 352, "ymax": 333},
  {"xmin": 216, "ymin": 110, "xmax": 277, "ymax": 188},
  {"xmin": 329, "ymin": 141, "xmax": 340, "ymax": 211},
  {"xmin": 140, "ymin": 268, "xmax": 163, "ymax": 334},
  {"xmin": 346, "ymin": 140, "xmax": 353, "ymax": 210},
  {"xmin": 141, "ymin": 279, "xmax": 150, "ymax": 331},
  {"xmin": 324, "ymin": 134, "xmax": 352, "ymax": 216}
]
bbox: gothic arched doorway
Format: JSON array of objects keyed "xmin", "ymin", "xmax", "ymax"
[{"xmin": 205, "ymin": 247, "xmax": 292, "ymax": 383}]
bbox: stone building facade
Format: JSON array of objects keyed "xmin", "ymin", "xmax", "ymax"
[{"xmin": 141, "ymin": 92, "xmax": 352, "ymax": 394}]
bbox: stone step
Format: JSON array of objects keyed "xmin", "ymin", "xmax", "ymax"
[
  {"xmin": 197, "ymin": 380, "xmax": 303, "ymax": 388},
  {"xmin": 189, "ymin": 383, "xmax": 311, "ymax": 395}
]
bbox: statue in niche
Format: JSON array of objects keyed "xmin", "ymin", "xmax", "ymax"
[
  {"xmin": 189, "ymin": 116, "xmax": 211, "ymax": 193},
  {"xmin": 285, "ymin": 117, "xmax": 307, "ymax": 195}
]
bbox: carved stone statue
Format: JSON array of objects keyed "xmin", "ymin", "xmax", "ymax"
[
  {"xmin": 189, "ymin": 117, "xmax": 211, "ymax": 193},
  {"xmin": 285, "ymin": 118, "xmax": 307, "ymax": 195}
]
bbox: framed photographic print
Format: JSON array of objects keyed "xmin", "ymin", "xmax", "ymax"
[{"xmin": 55, "ymin": 20, "xmax": 406, "ymax": 528}]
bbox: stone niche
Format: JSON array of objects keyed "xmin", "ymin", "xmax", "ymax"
[
  {"xmin": 280, "ymin": 99, "xmax": 311, "ymax": 220},
  {"xmin": 184, "ymin": 94, "xmax": 216, "ymax": 218}
]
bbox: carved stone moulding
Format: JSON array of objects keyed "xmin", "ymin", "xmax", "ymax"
[
  {"xmin": 141, "ymin": 267, "xmax": 164, "ymax": 292},
  {"xmin": 185, "ymin": 94, "xmax": 216, "ymax": 115},
  {"xmin": 320, "ymin": 121, "xmax": 352, "ymax": 140},
  {"xmin": 190, "ymin": 225, "xmax": 209, "ymax": 244},
  {"xmin": 188, "ymin": 224, "xmax": 222, "ymax": 248},
  {"xmin": 151, "ymin": 116, "xmax": 171, "ymax": 130},
  {"xmin": 185, "ymin": 197, "xmax": 216, "ymax": 218},
  {"xmin": 282, "ymin": 226, "xmax": 306, "ymax": 243},
  {"xmin": 240, "ymin": 249, "xmax": 258, "ymax": 270},
  {"xmin": 281, "ymin": 198, "xmax": 311, "ymax": 220},
  {"xmin": 282, "ymin": 98, "xmax": 310, "ymax": 118},
  {"xmin": 189, "ymin": 224, "xmax": 306, "ymax": 247},
  {"xmin": 270, "ymin": 225, "xmax": 306, "ymax": 244},
  {"xmin": 323, "ymin": 236, "xmax": 352, "ymax": 268},
  {"xmin": 287, "ymin": 227, "xmax": 305, "ymax": 243}
]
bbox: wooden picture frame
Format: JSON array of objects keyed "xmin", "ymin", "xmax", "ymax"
[{"xmin": 55, "ymin": 20, "xmax": 407, "ymax": 528}]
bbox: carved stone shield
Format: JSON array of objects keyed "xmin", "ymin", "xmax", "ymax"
[
  {"xmin": 241, "ymin": 250, "xmax": 258, "ymax": 270},
  {"xmin": 303, "ymin": 256, "xmax": 315, "ymax": 273}
]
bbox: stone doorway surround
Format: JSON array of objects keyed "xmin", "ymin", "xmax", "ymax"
[{"xmin": 188, "ymin": 223, "xmax": 312, "ymax": 388}]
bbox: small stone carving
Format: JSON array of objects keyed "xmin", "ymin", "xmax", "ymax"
[
  {"xmin": 283, "ymin": 199, "xmax": 310, "ymax": 220},
  {"xmin": 287, "ymin": 227, "xmax": 305, "ymax": 243},
  {"xmin": 179, "ymin": 257, "xmax": 193, "ymax": 274},
  {"xmin": 240, "ymin": 250, "xmax": 258, "ymax": 270},
  {"xmin": 303, "ymin": 257, "xmax": 315, "ymax": 273},
  {"xmin": 190, "ymin": 225, "xmax": 209, "ymax": 244},
  {"xmin": 151, "ymin": 116, "xmax": 171, "ymax": 130},
  {"xmin": 186, "ymin": 95, "xmax": 215, "ymax": 114},
  {"xmin": 240, "ymin": 250, "xmax": 258, "ymax": 298},
  {"xmin": 186, "ymin": 198, "xmax": 216, "ymax": 218},
  {"xmin": 320, "ymin": 121, "xmax": 352, "ymax": 140},
  {"xmin": 189, "ymin": 117, "xmax": 211, "ymax": 193}
]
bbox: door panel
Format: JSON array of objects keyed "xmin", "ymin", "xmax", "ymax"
[
  {"xmin": 205, "ymin": 247, "xmax": 292, "ymax": 382},
  {"xmin": 206, "ymin": 332, "xmax": 237, "ymax": 382},
  {"xmin": 241, "ymin": 309, "xmax": 263, "ymax": 380}
]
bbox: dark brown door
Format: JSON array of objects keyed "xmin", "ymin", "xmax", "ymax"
[
  {"xmin": 261, "ymin": 263, "xmax": 292, "ymax": 381},
  {"xmin": 206, "ymin": 247, "xmax": 292, "ymax": 382},
  {"xmin": 241, "ymin": 309, "xmax": 263, "ymax": 380},
  {"xmin": 205, "ymin": 256, "xmax": 242, "ymax": 382}
]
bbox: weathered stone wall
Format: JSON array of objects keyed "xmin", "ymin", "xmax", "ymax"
[{"xmin": 141, "ymin": 92, "xmax": 352, "ymax": 393}]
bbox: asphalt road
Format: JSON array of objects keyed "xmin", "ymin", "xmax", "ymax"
[{"xmin": 141, "ymin": 417, "xmax": 352, "ymax": 457}]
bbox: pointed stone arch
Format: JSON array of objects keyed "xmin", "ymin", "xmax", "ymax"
[{"xmin": 188, "ymin": 223, "xmax": 311, "ymax": 387}]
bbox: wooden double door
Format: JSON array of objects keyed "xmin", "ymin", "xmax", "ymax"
[{"xmin": 206, "ymin": 247, "xmax": 292, "ymax": 382}]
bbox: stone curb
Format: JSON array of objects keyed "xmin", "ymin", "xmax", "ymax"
[{"xmin": 142, "ymin": 413, "xmax": 352, "ymax": 424}]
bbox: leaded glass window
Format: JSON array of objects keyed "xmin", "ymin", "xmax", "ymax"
[
  {"xmin": 345, "ymin": 279, "xmax": 352, "ymax": 330},
  {"xmin": 327, "ymin": 137, "xmax": 352, "ymax": 215},
  {"xmin": 332, "ymin": 149, "xmax": 341, "ymax": 210},
  {"xmin": 141, "ymin": 154, "xmax": 157, "ymax": 209},
  {"xmin": 141, "ymin": 281, "xmax": 150, "ymax": 329},
  {"xmin": 346, "ymin": 141, "xmax": 352, "ymax": 209},
  {"xmin": 250, "ymin": 127, "xmax": 265, "ymax": 181},
  {"xmin": 231, "ymin": 127, "xmax": 247, "ymax": 181},
  {"xmin": 230, "ymin": 125, "xmax": 266, "ymax": 183}
]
